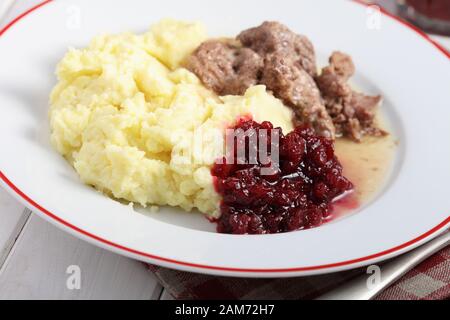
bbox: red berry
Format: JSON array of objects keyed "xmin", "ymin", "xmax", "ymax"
[{"xmin": 211, "ymin": 121, "xmax": 353, "ymax": 234}]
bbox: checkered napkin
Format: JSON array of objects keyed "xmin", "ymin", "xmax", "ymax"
[{"xmin": 148, "ymin": 236, "xmax": 450, "ymax": 300}]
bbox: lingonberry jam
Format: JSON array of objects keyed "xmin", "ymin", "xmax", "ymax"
[{"xmin": 211, "ymin": 118, "xmax": 354, "ymax": 234}]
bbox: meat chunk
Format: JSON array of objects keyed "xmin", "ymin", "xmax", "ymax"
[
  {"xmin": 316, "ymin": 52, "xmax": 354, "ymax": 98},
  {"xmin": 187, "ymin": 22, "xmax": 335, "ymax": 139},
  {"xmin": 262, "ymin": 53, "xmax": 335, "ymax": 139},
  {"xmin": 186, "ymin": 24, "xmax": 385, "ymax": 142},
  {"xmin": 185, "ymin": 40, "xmax": 264, "ymax": 96},
  {"xmin": 316, "ymin": 52, "xmax": 386, "ymax": 141},
  {"xmin": 238, "ymin": 21, "xmax": 317, "ymax": 77}
]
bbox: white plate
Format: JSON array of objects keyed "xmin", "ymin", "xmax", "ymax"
[{"xmin": 0, "ymin": 0, "xmax": 449, "ymax": 278}]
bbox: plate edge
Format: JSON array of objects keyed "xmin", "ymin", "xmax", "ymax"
[{"xmin": 0, "ymin": 0, "xmax": 449, "ymax": 277}]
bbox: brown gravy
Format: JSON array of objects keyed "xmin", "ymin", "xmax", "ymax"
[{"xmin": 331, "ymin": 113, "xmax": 397, "ymax": 219}]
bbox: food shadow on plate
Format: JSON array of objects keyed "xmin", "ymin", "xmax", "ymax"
[{"xmin": 133, "ymin": 204, "xmax": 217, "ymax": 233}]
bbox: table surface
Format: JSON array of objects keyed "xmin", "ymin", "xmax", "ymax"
[{"xmin": 0, "ymin": 0, "xmax": 448, "ymax": 300}]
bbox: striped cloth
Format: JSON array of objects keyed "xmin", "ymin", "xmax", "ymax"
[{"xmin": 148, "ymin": 240, "xmax": 450, "ymax": 300}]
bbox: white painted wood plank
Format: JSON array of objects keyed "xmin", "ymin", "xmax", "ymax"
[
  {"xmin": 0, "ymin": 214, "xmax": 162, "ymax": 299},
  {"xmin": 0, "ymin": 188, "xmax": 29, "ymax": 267}
]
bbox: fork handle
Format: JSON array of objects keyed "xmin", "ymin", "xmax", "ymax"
[{"xmin": 316, "ymin": 231, "xmax": 450, "ymax": 300}]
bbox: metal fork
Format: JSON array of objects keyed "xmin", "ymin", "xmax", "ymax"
[{"xmin": 317, "ymin": 231, "xmax": 450, "ymax": 300}]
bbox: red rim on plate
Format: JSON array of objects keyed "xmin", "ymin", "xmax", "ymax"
[{"xmin": 0, "ymin": 0, "xmax": 449, "ymax": 274}]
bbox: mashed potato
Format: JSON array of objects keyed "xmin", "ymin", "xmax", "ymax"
[{"xmin": 50, "ymin": 19, "xmax": 294, "ymax": 216}]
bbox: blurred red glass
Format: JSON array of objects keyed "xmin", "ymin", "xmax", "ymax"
[{"xmin": 399, "ymin": 0, "xmax": 450, "ymax": 35}]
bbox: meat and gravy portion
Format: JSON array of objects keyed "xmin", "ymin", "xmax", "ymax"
[
  {"xmin": 186, "ymin": 21, "xmax": 386, "ymax": 142},
  {"xmin": 316, "ymin": 51, "xmax": 387, "ymax": 141}
]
